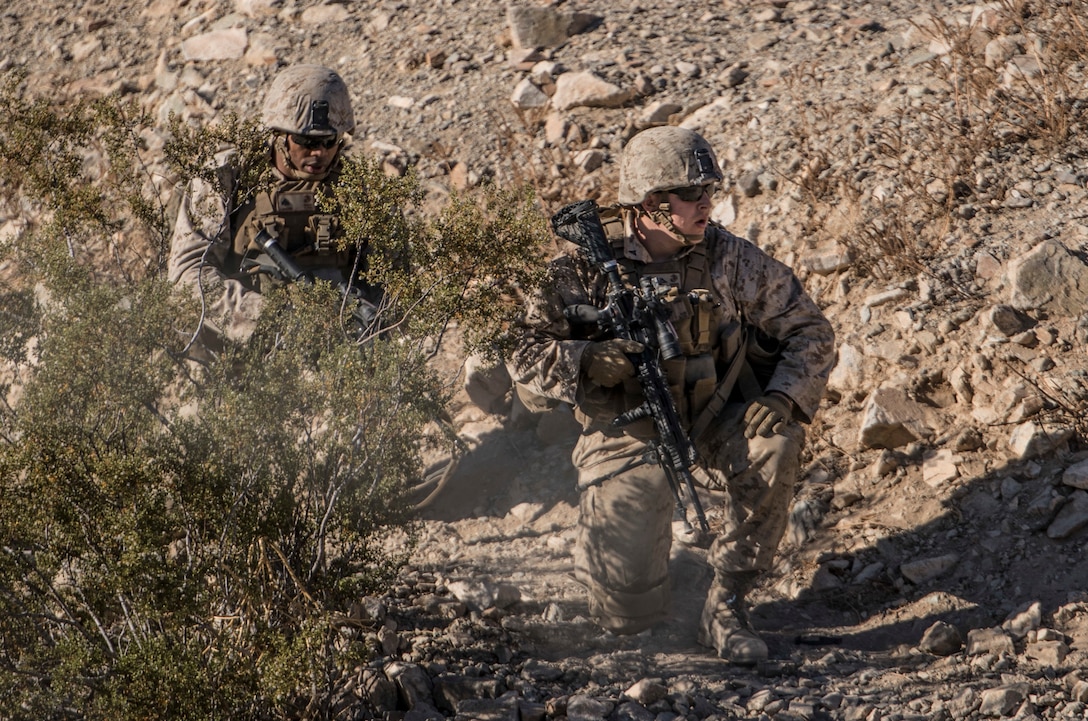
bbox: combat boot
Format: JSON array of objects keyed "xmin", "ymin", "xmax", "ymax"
[{"xmin": 697, "ymin": 571, "xmax": 767, "ymax": 665}]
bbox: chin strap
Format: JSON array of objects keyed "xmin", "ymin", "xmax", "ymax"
[
  {"xmin": 644, "ymin": 202, "xmax": 705, "ymax": 246},
  {"xmin": 272, "ymin": 136, "xmax": 333, "ymax": 182}
]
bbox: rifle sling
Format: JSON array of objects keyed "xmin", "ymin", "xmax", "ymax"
[{"xmin": 689, "ymin": 328, "xmax": 763, "ymax": 442}]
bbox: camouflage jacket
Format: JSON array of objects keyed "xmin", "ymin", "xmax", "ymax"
[
  {"xmin": 168, "ymin": 149, "xmax": 262, "ymax": 343},
  {"xmin": 167, "ymin": 149, "xmax": 360, "ymax": 345},
  {"xmin": 510, "ymin": 219, "xmax": 836, "ymax": 429}
]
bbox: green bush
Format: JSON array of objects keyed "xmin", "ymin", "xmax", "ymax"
[{"xmin": 0, "ymin": 68, "xmax": 549, "ymax": 719}]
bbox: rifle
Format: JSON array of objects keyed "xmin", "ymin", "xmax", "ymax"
[
  {"xmin": 551, "ymin": 199, "xmax": 709, "ymax": 534},
  {"xmin": 246, "ymin": 228, "xmax": 379, "ymax": 338}
]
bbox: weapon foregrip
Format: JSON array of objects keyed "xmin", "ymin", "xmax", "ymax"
[
  {"xmin": 564, "ymin": 304, "xmax": 602, "ymax": 324},
  {"xmin": 255, "ymin": 229, "xmax": 314, "ymax": 285}
]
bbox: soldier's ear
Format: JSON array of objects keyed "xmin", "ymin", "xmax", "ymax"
[{"xmin": 640, "ymin": 193, "xmax": 661, "ymax": 213}]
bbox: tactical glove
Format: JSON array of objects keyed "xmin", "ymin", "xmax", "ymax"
[
  {"xmin": 742, "ymin": 393, "xmax": 794, "ymax": 439},
  {"xmin": 581, "ymin": 339, "xmax": 644, "ymax": 387}
]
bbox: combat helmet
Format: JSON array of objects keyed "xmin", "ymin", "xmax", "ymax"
[
  {"xmin": 618, "ymin": 126, "xmax": 722, "ymax": 206},
  {"xmin": 261, "ymin": 64, "xmax": 355, "ymax": 137}
]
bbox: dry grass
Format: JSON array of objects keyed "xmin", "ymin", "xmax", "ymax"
[{"xmin": 778, "ymin": 0, "xmax": 1088, "ymax": 285}]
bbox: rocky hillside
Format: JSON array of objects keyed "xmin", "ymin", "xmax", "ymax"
[{"xmin": 6, "ymin": 0, "xmax": 1088, "ymax": 718}]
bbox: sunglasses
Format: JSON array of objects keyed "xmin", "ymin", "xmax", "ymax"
[
  {"xmin": 289, "ymin": 134, "xmax": 341, "ymax": 150},
  {"xmin": 667, "ymin": 183, "xmax": 718, "ymax": 202}
]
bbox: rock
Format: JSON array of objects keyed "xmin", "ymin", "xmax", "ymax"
[
  {"xmin": 614, "ymin": 701, "xmax": 655, "ymax": 721},
  {"xmin": 711, "ymin": 193, "xmax": 737, "ymax": 228},
  {"xmin": 378, "ymin": 625, "xmax": 400, "ymax": 655},
  {"xmin": 863, "ymin": 287, "xmax": 911, "ymax": 308},
  {"xmin": 493, "ymin": 583, "xmax": 521, "ymax": 609},
  {"xmin": 831, "ymin": 473, "xmax": 863, "ymax": 510},
  {"xmin": 1003, "ymin": 54, "xmax": 1042, "ymax": 85},
  {"xmin": 567, "ymin": 694, "xmax": 615, "ymax": 721},
  {"xmin": 507, "ymin": 47, "xmax": 547, "ymax": 69},
  {"xmin": 243, "ymin": 32, "xmax": 281, "ymax": 66},
  {"xmin": 463, "ymin": 354, "xmax": 513, "ymax": 415},
  {"xmin": 747, "ymin": 31, "xmax": 780, "ymax": 52},
  {"xmin": 455, "ymin": 693, "xmax": 519, "ymax": 721},
  {"xmin": 679, "ymin": 96, "xmax": 731, "ymax": 133},
  {"xmin": 987, "ymin": 304, "xmax": 1033, "ymax": 336},
  {"xmin": 720, "ymin": 63, "xmax": 750, "ymax": 88},
  {"xmin": 551, "ymin": 72, "xmax": 634, "ymax": 111},
  {"xmin": 1006, "ymin": 239, "xmax": 1088, "ymax": 316},
  {"xmin": 857, "ymin": 387, "xmax": 935, "ymax": 450},
  {"xmin": 978, "ymin": 685, "xmax": 1026, "ymax": 716},
  {"xmin": 404, "ymin": 702, "xmax": 445, "ymax": 721},
  {"xmin": 737, "ymin": 171, "xmax": 762, "ymax": 197},
  {"xmin": 359, "ymin": 668, "xmax": 399, "ymax": 712},
  {"xmin": 530, "ymin": 60, "xmax": 560, "ymax": 86},
  {"xmin": 181, "ymin": 28, "xmax": 248, "ymax": 61},
  {"xmin": 507, "ymin": 3, "xmax": 600, "ymax": 49},
  {"xmin": 1024, "ymin": 639, "xmax": 1070, "ymax": 667},
  {"xmin": 574, "ymin": 149, "xmax": 605, "ymax": 172},
  {"xmin": 1002, "ymin": 601, "xmax": 1042, "ymax": 640},
  {"xmin": 71, "ymin": 38, "xmax": 103, "ymax": 64},
  {"xmin": 985, "ymin": 35, "xmax": 1020, "ymax": 69},
  {"xmin": 388, "ymin": 96, "xmax": 416, "ymax": 110},
  {"xmin": 544, "ymin": 113, "xmax": 569, "ymax": 144},
  {"xmin": 301, "ymin": 4, "xmax": 349, "ymax": 23},
  {"xmin": 920, "ymin": 620, "xmax": 962, "ymax": 656},
  {"xmin": 966, "ymin": 627, "xmax": 1015, "ymax": 656},
  {"xmin": 803, "ymin": 244, "xmax": 854, "ymax": 276},
  {"xmin": 1007, "ymin": 421, "xmax": 1074, "ymax": 461},
  {"xmin": 1047, "ymin": 490, "xmax": 1088, "ymax": 540},
  {"xmin": 624, "ymin": 678, "xmax": 667, "ymax": 706},
  {"xmin": 519, "ymin": 700, "xmax": 548, "ymax": 721},
  {"xmin": 447, "ymin": 578, "xmax": 498, "ymax": 610},
  {"xmin": 510, "ymin": 77, "xmax": 549, "ymax": 109},
  {"xmin": 1062, "ymin": 459, "xmax": 1088, "ymax": 490},
  {"xmin": 826, "ymin": 343, "xmax": 865, "ymax": 397},
  {"xmin": 638, "ymin": 100, "xmax": 682, "ymax": 126},
  {"xmin": 519, "ymin": 659, "xmax": 563, "ymax": 683},
  {"xmin": 386, "ymin": 661, "xmax": 435, "ymax": 709},
  {"xmin": 900, "ymin": 553, "xmax": 958, "ymax": 585},
  {"xmin": 235, "ymin": 0, "xmax": 279, "ymax": 17},
  {"xmin": 669, "ymin": 58, "xmax": 697, "ymax": 77},
  {"xmin": 432, "ymin": 674, "xmax": 503, "ymax": 714},
  {"xmin": 922, "ymin": 449, "xmax": 960, "ymax": 487}
]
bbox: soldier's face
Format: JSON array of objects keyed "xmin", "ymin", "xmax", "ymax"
[
  {"xmin": 664, "ymin": 185, "xmax": 713, "ymax": 238},
  {"xmin": 285, "ymin": 133, "xmax": 341, "ymax": 176}
]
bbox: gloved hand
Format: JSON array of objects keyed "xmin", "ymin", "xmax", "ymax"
[
  {"xmin": 580, "ymin": 339, "xmax": 644, "ymax": 387},
  {"xmin": 742, "ymin": 393, "xmax": 794, "ymax": 439}
]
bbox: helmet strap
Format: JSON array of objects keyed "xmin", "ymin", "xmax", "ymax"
[
  {"xmin": 644, "ymin": 201, "xmax": 704, "ymax": 246},
  {"xmin": 272, "ymin": 134, "xmax": 335, "ymax": 182}
]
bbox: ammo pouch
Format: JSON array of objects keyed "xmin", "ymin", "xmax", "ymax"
[
  {"xmin": 671, "ymin": 288, "xmax": 723, "ymax": 356},
  {"xmin": 233, "ymin": 182, "xmax": 351, "ymax": 279}
]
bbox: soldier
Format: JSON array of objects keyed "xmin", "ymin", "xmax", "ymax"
[
  {"xmin": 169, "ymin": 63, "xmax": 377, "ymax": 352},
  {"xmin": 511, "ymin": 126, "xmax": 836, "ymax": 664}
]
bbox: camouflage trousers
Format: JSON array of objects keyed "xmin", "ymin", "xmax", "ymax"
[{"xmin": 570, "ymin": 402, "xmax": 804, "ymax": 635}]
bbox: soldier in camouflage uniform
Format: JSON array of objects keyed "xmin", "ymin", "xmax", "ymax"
[
  {"xmin": 169, "ymin": 64, "xmax": 376, "ymax": 351},
  {"xmin": 511, "ymin": 127, "xmax": 835, "ymax": 664}
]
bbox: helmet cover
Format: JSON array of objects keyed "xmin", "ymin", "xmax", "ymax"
[
  {"xmin": 261, "ymin": 64, "xmax": 355, "ymax": 137},
  {"xmin": 618, "ymin": 126, "xmax": 723, "ymax": 205}
]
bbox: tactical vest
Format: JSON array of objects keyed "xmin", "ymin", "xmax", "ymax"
[
  {"xmin": 232, "ymin": 178, "xmax": 353, "ymax": 288},
  {"xmin": 595, "ymin": 208, "xmax": 738, "ymax": 429}
]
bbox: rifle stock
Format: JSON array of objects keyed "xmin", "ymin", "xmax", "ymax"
[{"xmin": 552, "ymin": 200, "xmax": 709, "ymax": 533}]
